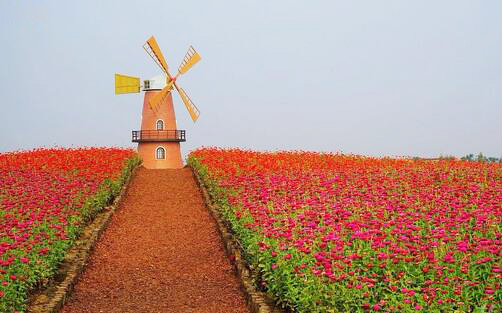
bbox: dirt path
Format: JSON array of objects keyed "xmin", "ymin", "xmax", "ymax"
[{"xmin": 61, "ymin": 168, "xmax": 249, "ymax": 313}]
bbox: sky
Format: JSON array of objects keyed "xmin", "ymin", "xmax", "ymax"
[{"xmin": 0, "ymin": 0, "xmax": 501, "ymax": 160}]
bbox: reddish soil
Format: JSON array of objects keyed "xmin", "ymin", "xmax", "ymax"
[{"xmin": 61, "ymin": 168, "xmax": 249, "ymax": 313}]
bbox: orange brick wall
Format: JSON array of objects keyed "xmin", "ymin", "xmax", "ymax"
[
  {"xmin": 138, "ymin": 142, "xmax": 183, "ymax": 169},
  {"xmin": 137, "ymin": 90, "xmax": 183, "ymax": 169}
]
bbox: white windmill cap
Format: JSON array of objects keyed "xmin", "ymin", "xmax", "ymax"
[{"xmin": 144, "ymin": 74, "xmax": 167, "ymax": 91}]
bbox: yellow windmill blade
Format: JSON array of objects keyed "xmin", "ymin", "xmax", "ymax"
[
  {"xmin": 148, "ymin": 85, "xmax": 172, "ymax": 111},
  {"xmin": 178, "ymin": 46, "xmax": 201, "ymax": 75},
  {"xmin": 174, "ymin": 83, "xmax": 200, "ymax": 122},
  {"xmin": 143, "ymin": 36, "xmax": 171, "ymax": 76},
  {"xmin": 114, "ymin": 74, "xmax": 140, "ymax": 94}
]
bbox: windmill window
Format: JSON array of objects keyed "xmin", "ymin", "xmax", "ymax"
[
  {"xmin": 156, "ymin": 147, "xmax": 166, "ymax": 160},
  {"xmin": 156, "ymin": 120, "xmax": 164, "ymax": 130}
]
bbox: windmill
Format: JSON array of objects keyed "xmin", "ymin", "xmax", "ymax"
[{"xmin": 114, "ymin": 36, "xmax": 201, "ymax": 169}]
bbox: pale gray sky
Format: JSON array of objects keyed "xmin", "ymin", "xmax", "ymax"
[{"xmin": 1, "ymin": 0, "xmax": 501, "ymax": 159}]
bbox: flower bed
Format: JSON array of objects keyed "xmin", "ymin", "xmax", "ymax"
[
  {"xmin": 0, "ymin": 147, "xmax": 140, "ymax": 312},
  {"xmin": 189, "ymin": 148, "xmax": 501, "ymax": 312}
]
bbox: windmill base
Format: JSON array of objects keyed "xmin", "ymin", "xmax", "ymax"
[{"xmin": 138, "ymin": 142, "xmax": 183, "ymax": 169}]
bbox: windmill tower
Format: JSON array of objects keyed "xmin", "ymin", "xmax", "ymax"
[{"xmin": 115, "ymin": 36, "xmax": 201, "ymax": 169}]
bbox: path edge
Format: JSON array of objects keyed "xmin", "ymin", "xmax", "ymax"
[
  {"xmin": 27, "ymin": 164, "xmax": 141, "ymax": 313},
  {"xmin": 190, "ymin": 167, "xmax": 284, "ymax": 313}
]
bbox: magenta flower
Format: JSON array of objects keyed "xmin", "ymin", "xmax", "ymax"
[{"xmin": 189, "ymin": 148, "xmax": 502, "ymax": 312}]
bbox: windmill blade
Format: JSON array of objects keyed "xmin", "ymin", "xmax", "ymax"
[
  {"xmin": 178, "ymin": 46, "xmax": 201, "ymax": 75},
  {"xmin": 114, "ymin": 74, "xmax": 140, "ymax": 94},
  {"xmin": 174, "ymin": 83, "xmax": 200, "ymax": 122},
  {"xmin": 143, "ymin": 36, "xmax": 171, "ymax": 76},
  {"xmin": 148, "ymin": 85, "xmax": 171, "ymax": 111}
]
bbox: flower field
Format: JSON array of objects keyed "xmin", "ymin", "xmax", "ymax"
[
  {"xmin": 0, "ymin": 147, "xmax": 140, "ymax": 312},
  {"xmin": 189, "ymin": 148, "xmax": 502, "ymax": 313}
]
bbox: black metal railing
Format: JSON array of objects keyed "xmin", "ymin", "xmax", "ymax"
[{"xmin": 132, "ymin": 130, "xmax": 186, "ymax": 143}]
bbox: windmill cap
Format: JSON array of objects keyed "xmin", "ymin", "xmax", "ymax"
[{"xmin": 144, "ymin": 74, "xmax": 167, "ymax": 91}]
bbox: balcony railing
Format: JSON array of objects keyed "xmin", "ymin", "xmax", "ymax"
[{"xmin": 132, "ymin": 130, "xmax": 186, "ymax": 143}]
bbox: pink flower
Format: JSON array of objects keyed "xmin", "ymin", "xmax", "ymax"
[{"xmin": 189, "ymin": 147, "xmax": 502, "ymax": 311}]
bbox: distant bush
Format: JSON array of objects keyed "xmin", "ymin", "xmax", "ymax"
[{"xmin": 438, "ymin": 155, "xmax": 456, "ymax": 160}]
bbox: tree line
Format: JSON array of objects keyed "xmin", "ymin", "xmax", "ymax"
[{"xmin": 460, "ymin": 153, "xmax": 502, "ymax": 163}]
